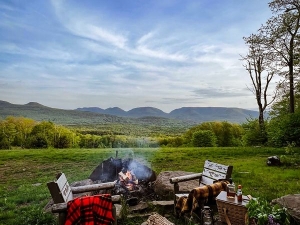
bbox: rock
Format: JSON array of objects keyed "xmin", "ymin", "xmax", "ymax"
[
  {"xmin": 153, "ymin": 171, "xmax": 199, "ymax": 200},
  {"xmin": 114, "ymin": 204, "xmax": 122, "ymax": 219},
  {"xmin": 129, "ymin": 201, "xmax": 149, "ymax": 213},
  {"xmin": 151, "ymin": 200, "xmax": 174, "ymax": 213},
  {"xmin": 272, "ymin": 194, "xmax": 300, "ymax": 223},
  {"xmin": 267, "ymin": 155, "xmax": 281, "ymax": 166}
]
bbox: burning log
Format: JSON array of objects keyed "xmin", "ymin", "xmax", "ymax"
[{"xmin": 119, "ymin": 170, "xmax": 139, "ymax": 191}]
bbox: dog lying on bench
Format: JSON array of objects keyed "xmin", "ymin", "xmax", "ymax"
[{"xmin": 175, "ymin": 180, "xmax": 229, "ymax": 216}]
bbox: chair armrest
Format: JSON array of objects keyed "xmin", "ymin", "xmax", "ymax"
[
  {"xmin": 70, "ymin": 181, "xmax": 116, "ymax": 194},
  {"xmin": 51, "ymin": 195, "xmax": 121, "ymax": 213},
  {"xmin": 169, "ymin": 173, "xmax": 202, "ymax": 184}
]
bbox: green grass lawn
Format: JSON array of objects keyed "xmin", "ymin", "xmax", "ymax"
[{"xmin": 0, "ymin": 147, "xmax": 299, "ymax": 225}]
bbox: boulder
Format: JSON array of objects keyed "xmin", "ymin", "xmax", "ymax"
[
  {"xmin": 153, "ymin": 171, "xmax": 199, "ymax": 200},
  {"xmin": 272, "ymin": 194, "xmax": 300, "ymax": 223},
  {"xmin": 267, "ymin": 156, "xmax": 281, "ymax": 166}
]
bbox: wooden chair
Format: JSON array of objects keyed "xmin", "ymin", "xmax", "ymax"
[
  {"xmin": 47, "ymin": 172, "xmax": 121, "ymax": 225},
  {"xmin": 169, "ymin": 160, "xmax": 233, "ymax": 216}
]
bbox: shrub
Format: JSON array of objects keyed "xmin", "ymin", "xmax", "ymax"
[
  {"xmin": 268, "ymin": 112, "xmax": 300, "ymax": 147},
  {"xmin": 29, "ymin": 134, "xmax": 49, "ymax": 148},
  {"xmin": 192, "ymin": 130, "xmax": 216, "ymax": 147},
  {"xmin": 246, "ymin": 198, "xmax": 290, "ymax": 225},
  {"xmin": 242, "ymin": 119, "xmax": 267, "ymax": 146}
]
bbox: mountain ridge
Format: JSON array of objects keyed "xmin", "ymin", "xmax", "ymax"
[
  {"xmin": 77, "ymin": 105, "xmax": 258, "ymax": 123},
  {"xmin": 0, "ymin": 100, "xmax": 259, "ymax": 124}
]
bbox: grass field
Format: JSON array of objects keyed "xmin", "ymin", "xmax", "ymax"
[{"xmin": 0, "ymin": 147, "xmax": 299, "ymax": 225}]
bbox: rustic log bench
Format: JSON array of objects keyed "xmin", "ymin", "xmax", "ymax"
[
  {"xmin": 47, "ymin": 172, "xmax": 121, "ymax": 225},
  {"xmin": 169, "ymin": 160, "xmax": 233, "ymax": 216}
]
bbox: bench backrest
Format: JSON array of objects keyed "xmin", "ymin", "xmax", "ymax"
[
  {"xmin": 47, "ymin": 172, "xmax": 73, "ymax": 204},
  {"xmin": 200, "ymin": 160, "xmax": 233, "ymax": 186}
]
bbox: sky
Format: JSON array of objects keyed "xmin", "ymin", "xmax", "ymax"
[{"xmin": 0, "ymin": 0, "xmax": 274, "ymax": 113}]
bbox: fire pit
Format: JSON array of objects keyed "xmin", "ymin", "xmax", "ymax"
[{"xmin": 89, "ymin": 155, "xmax": 157, "ymax": 204}]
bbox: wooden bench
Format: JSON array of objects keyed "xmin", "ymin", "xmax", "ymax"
[
  {"xmin": 47, "ymin": 172, "xmax": 121, "ymax": 225},
  {"xmin": 169, "ymin": 160, "xmax": 233, "ymax": 214}
]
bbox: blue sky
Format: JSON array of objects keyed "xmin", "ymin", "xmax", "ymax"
[{"xmin": 0, "ymin": 0, "xmax": 273, "ymax": 112}]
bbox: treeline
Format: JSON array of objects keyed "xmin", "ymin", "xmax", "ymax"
[
  {"xmin": 0, "ymin": 117, "xmax": 160, "ymax": 149},
  {"xmin": 0, "ymin": 112, "xmax": 299, "ymax": 150}
]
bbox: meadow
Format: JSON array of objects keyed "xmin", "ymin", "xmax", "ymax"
[{"xmin": 0, "ymin": 147, "xmax": 299, "ymax": 225}]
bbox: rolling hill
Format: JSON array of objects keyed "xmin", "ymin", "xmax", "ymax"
[
  {"xmin": 0, "ymin": 100, "xmax": 196, "ymax": 133},
  {"xmin": 77, "ymin": 106, "xmax": 258, "ymax": 123},
  {"xmin": 0, "ymin": 100, "xmax": 258, "ymax": 125}
]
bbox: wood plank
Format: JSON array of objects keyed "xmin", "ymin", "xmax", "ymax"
[
  {"xmin": 200, "ymin": 176, "xmax": 216, "ymax": 185},
  {"xmin": 71, "ymin": 182, "xmax": 116, "ymax": 194},
  {"xmin": 56, "ymin": 173, "xmax": 68, "ymax": 191},
  {"xmin": 47, "ymin": 182, "xmax": 65, "ymax": 203},
  {"xmin": 54, "ymin": 173, "xmax": 73, "ymax": 203},
  {"xmin": 169, "ymin": 173, "xmax": 202, "ymax": 184},
  {"xmin": 204, "ymin": 160, "xmax": 231, "ymax": 174},
  {"xmin": 202, "ymin": 168, "xmax": 229, "ymax": 180}
]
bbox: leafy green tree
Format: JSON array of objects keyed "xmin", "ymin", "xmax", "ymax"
[
  {"xmin": 267, "ymin": 111, "xmax": 300, "ymax": 146},
  {"xmin": 192, "ymin": 130, "xmax": 216, "ymax": 147},
  {"xmin": 1, "ymin": 118, "xmax": 18, "ymax": 149},
  {"xmin": 12, "ymin": 117, "xmax": 36, "ymax": 148},
  {"xmin": 260, "ymin": 0, "xmax": 300, "ymax": 113},
  {"xmin": 30, "ymin": 133, "xmax": 49, "ymax": 148},
  {"xmin": 53, "ymin": 126, "xmax": 74, "ymax": 148},
  {"xmin": 183, "ymin": 121, "xmax": 243, "ymax": 147},
  {"xmin": 30, "ymin": 121, "xmax": 55, "ymax": 148},
  {"xmin": 242, "ymin": 119, "xmax": 268, "ymax": 146}
]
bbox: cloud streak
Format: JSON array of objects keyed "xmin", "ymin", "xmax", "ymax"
[{"xmin": 0, "ymin": 0, "xmax": 273, "ymax": 112}]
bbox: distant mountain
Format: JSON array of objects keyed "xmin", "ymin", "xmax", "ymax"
[
  {"xmin": 77, "ymin": 106, "xmax": 258, "ymax": 123},
  {"xmin": 0, "ymin": 100, "xmax": 259, "ymax": 126},
  {"xmin": 0, "ymin": 101, "xmax": 195, "ymax": 133},
  {"xmin": 76, "ymin": 107, "xmax": 105, "ymax": 114},
  {"xmin": 105, "ymin": 107, "xmax": 127, "ymax": 117},
  {"xmin": 127, "ymin": 107, "xmax": 168, "ymax": 118},
  {"xmin": 77, "ymin": 106, "xmax": 127, "ymax": 117},
  {"xmin": 169, "ymin": 107, "xmax": 258, "ymax": 123}
]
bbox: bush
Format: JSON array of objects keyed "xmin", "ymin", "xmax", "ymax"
[
  {"xmin": 29, "ymin": 134, "xmax": 49, "ymax": 148},
  {"xmin": 183, "ymin": 121, "xmax": 243, "ymax": 147},
  {"xmin": 246, "ymin": 198, "xmax": 290, "ymax": 225},
  {"xmin": 192, "ymin": 130, "xmax": 216, "ymax": 147},
  {"xmin": 268, "ymin": 112, "xmax": 300, "ymax": 147},
  {"xmin": 0, "ymin": 137, "xmax": 10, "ymax": 149},
  {"xmin": 242, "ymin": 119, "xmax": 267, "ymax": 146}
]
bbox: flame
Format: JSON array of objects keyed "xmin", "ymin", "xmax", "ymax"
[{"xmin": 126, "ymin": 170, "xmax": 132, "ymax": 180}]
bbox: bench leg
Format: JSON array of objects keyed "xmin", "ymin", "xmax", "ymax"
[
  {"xmin": 112, "ymin": 204, "xmax": 117, "ymax": 225},
  {"xmin": 58, "ymin": 212, "xmax": 67, "ymax": 225}
]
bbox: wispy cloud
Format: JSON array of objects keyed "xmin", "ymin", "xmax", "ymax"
[{"xmin": 0, "ymin": 0, "xmax": 273, "ymax": 111}]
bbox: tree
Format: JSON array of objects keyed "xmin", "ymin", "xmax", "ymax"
[
  {"xmin": 30, "ymin": 121, "xmax": 55, "ymax": 148},
  {"xmin": 241, "ymin": 34, "xmax": 276, "ymax": 142},
  {"xmin": 1, "ymin": 118, "xmax": 18, "ymax": 149},
  {"xmin": 192, "ymin": 130, "xmax": 216, "ymax": 147},
  {"xmin": 260, "ymin": 0, "xmax": 300, "ymax": 113}
]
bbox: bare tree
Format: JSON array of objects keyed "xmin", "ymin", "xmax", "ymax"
[
  {"xmin": 241, "ymin": 34, "xmax": 277, "ymax": 130},
  {"xmin": 259, "ymin": 0, "xmax": 300, "ymax": 113}
]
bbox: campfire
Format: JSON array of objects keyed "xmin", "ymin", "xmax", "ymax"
[
  {"xmin": 88, "ymin": 153, "xmax": 157, "ymax": 204},
  {"xmin": 118, "ymin": 169, "xmax": 138, "ymax": 191}
]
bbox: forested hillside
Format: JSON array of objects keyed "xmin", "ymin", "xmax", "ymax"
[{"xmin": 78, "ymin": 105, "xmax": 258, "ymax": 123}]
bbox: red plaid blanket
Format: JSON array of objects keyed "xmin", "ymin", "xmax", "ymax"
[
  {"xmin": 65, "ymin": 194, "xmax": 114, "ymax": 225},
  {"xmin": 175, "ymin": 181, "xmax": 229, "ymax": 216}
]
